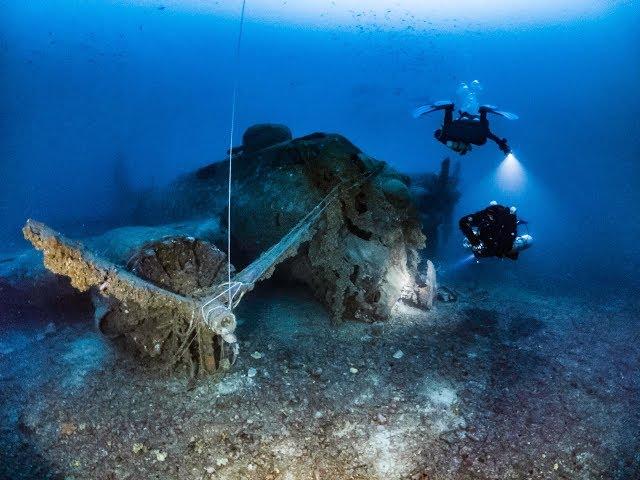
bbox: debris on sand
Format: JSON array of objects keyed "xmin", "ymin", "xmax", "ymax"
[
  {"xmin": 152, "ymin": 449, "xmax": 167, "ymax": 462},
  {"xmin": 132, "ymin": 443, "xmax": 147, "ymax": 455}
]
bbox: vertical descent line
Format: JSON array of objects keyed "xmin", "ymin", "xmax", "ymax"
[{"xmin": 227, "ymin": 0, "xmax": 247, "ymax": 307}]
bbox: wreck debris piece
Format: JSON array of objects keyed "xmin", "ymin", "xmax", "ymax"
[
  {"xmin": 400, "ymin": 260, "xmax": 437, "ymax": 309},
  {"xmin": 437, "ymin": 285, "xmax": 459, "ymax": 303},
  {"xmin": 410, "ymin": 158, "xmax": 461, "ymax": 257},
  {"xmin": 23, "ymin": 220, "xmax": 233, "ymax": 375},
  {"xmin": 126, "ymin": 236, "xmax": 232, "ymax": 297},
  {"xmin": 103, "ymin": 235, "xmax": 239, "ymax": 354},
  {"xmin": 1, "ymin": 221, "xmax": 227, "ymax": 319},
  {"xmin": 22, "ymin": 220, "xmax": 201, "ymax": 318}
]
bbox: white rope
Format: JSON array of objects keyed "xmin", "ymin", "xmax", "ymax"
[
  {"xmin": 227, "ymin": 0, "xmax": 248, "ymax": 307},
  {"xmin": 200, "ymin": 280, "xmax": 245, "ymax": 326}
]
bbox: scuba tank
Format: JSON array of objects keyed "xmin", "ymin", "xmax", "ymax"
[{"xmin": 511, "ymin": 234, "xmax": 533, "ymax": 253}]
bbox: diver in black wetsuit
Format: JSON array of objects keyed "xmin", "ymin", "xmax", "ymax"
[
  {"xmin": 413, "ymin": 102, "xmax": 517, "ymax": 156},
  {"xmin": 459, "ymin": 201, "xmax": 532, "ymax": 260}
]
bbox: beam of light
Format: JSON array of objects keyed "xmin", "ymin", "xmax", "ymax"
[
  {"xmin": 450, "ymin": 254, "xmax": 477, "ymax": 272},
  {"xmin": 496, "ymin": 153, "xmax": 526, "ymax": 193}
]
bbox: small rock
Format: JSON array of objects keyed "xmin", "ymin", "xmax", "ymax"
[
  {"xmin": 393, "ymin": 350, "xmax": 404, "ymax": 359},
  {"xmin": 376, "ymin": 413, "xmax": 387, "ymax": 424},
  {"xmin": 153, "ymin": 450, "xmax": 167, "ymax": 462},
  {"xmin": 288, "ymin": 359, "xmax": 305, "ymax": 370},
  {"xmin": 251, "ymin": 351, "xmax": 263, "ymax": 359},
  {"xmin": 440, "ymin": 431, "xmax": 457, "ymax": 445},
  {"xmin": 437, "ymin": 286, "xmax": 458, "ymax": 303},
  {"xmin": 205, "ymin": 466, "xmax": 215, "ymax": 474},
  {"xmin": 216, "ymin": 457, "xmax": 229, "ymax": 467},
  {"xmin": 43, "ymin": 321, "xmax": 56, "ymax": 334},
  {"xmin": 189, "ymin": 436, "xmax": 205, "ymax": 454},
  {"xmin": 247, "ymin": 367, "xmax": 257, "ymax": 378},
  {"xmin": 370, "ymin": 322, "xmax": 384, "ymax": 336},
  {"xmin": 349, "ymin": 367, "xmax": 358, "ymax": 374},
  {"xmin": 310, "ymin": 367, "xmax": 323, "ymax": 378},
  {"xmin": 60, "ymin": 422, "xmax": 77, "ymax": 436},
  {"xmin": 132, "ymin": 443, "xmax": 147, "ymax": 455},
  {"xmin": 314, "ymin": 411, "xmax": 323, "ymax": 419}
]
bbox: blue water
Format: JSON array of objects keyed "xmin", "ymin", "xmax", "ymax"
[
  {"xmin": 2, "ymin": 1, "xmax": 638, "ymax": 291},
  {"xmin": 1, "ymin": 3, "xmax": 640, "ymax": 478}
]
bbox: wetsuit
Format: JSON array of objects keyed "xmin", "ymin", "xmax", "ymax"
[
  {"xmin": 459, "ymin": 204, "xmax": 519, "ymax": 260},
  {"xmin": 437, "ymin": 106, "xmax": 511, "ymax": 155}
]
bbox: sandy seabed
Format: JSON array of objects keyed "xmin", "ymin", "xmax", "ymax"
[{"xmin": 1, "ymin": 279, "xmax": 639, "ymax": 480}]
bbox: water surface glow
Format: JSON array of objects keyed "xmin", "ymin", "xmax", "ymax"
[{"xmin": 121, "ymin": 0, "xmax": 622, "ymax": 29}]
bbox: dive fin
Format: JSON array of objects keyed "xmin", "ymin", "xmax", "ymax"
[
  {"xmin": 479, "ymin": 105, "xmax": 519, "ymax": 120},
  {"xmin": 412, "ymin": 100, "xmax": 454, "ymax": 118}
]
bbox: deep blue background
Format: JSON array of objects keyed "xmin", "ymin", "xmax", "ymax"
[{"xmin": 1, "ymin": 1, "xmax": 638, "ymax": 287}]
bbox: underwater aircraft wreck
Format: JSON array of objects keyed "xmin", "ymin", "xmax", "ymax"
[{"xmin": 23, "ymin": 125, "xmax": 440, "ymax": 376}]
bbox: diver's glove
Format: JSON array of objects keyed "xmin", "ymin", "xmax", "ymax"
[{"xmin": 498, "ymin": 139, "xmax": 511, "ymax": 155}]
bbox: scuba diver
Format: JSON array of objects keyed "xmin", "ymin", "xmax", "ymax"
[
  {"xmin": 413, "ymin": 101, "xmax": 518, "ymax": 156},
  {"xmin": 459, "ymin": 201, "xmax": 532, "ymax": 260}
]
